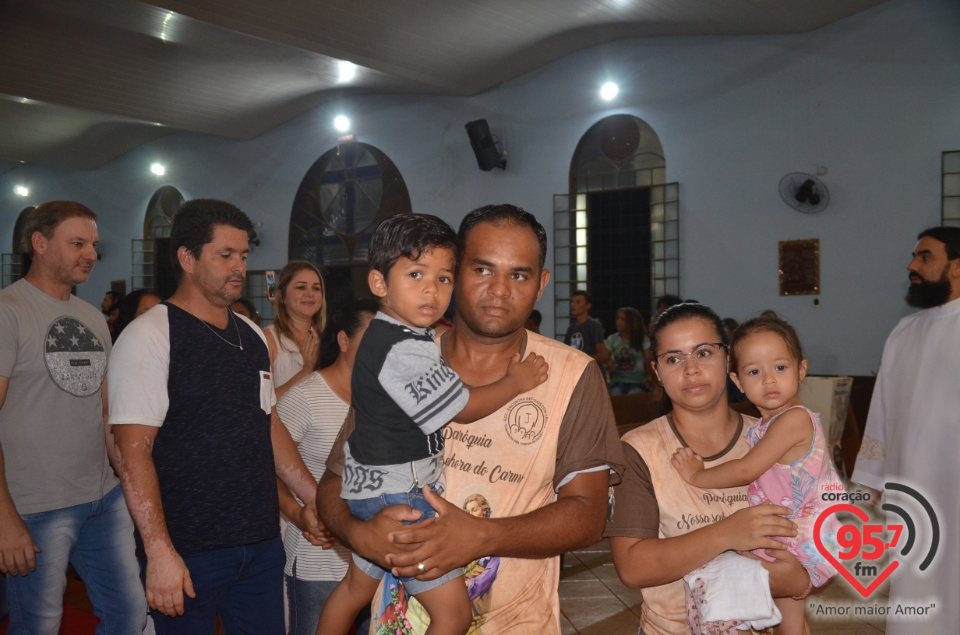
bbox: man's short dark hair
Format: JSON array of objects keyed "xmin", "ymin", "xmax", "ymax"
[
  {"xmin": 22, "ymin": 201, "xmax": 96, "ymax": 257},
  {"xmin": 368, "ymin": 214, "xmax": 458, "ymax": 275},
  {"xmin": 170, "ymin": 199, "xmax": 254, "ymax": 281},
  {"xmin": 105, "ymin": 290, "xmax": 124, "ymax": 304},
  {"xmin": 232, "ymin": 297, "xmax": 259, "ymax": 320},
  {"xmin": 572, "ymin": 289, "xmax": 592, "ymax": 305},
  {"xmin": 918, "ymin": 226, "xmax": 960, "ymax": 260},
  {"xmin": 458, "ymin": 204, "xmax": 547, "ymax": 270}
]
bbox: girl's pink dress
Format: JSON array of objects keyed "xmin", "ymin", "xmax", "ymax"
[{"xmin": 745, "ymin": 404, "xmax": 842, "ymax": 586}]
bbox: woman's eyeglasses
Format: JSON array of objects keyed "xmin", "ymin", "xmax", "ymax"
[{"xmin": 655, "ymin": 343, "xmax": 727, "ymax": 372}]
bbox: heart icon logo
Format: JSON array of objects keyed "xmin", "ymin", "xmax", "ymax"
[{"xmin": 814, "ymin": 503, "xmax": 899, "ymax": 598}]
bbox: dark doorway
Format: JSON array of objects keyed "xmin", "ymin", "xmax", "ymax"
[
  {"xmin": 154, "ymin": 239, "xmax": 177, "ymax": 300},
  {"xmin": 586, "ymin": 188, "xmax": 652, "ymax": 336}
]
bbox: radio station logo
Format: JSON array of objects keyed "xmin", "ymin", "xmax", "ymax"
[{"xmin": 814, "ymin": 481, "xmax": 939, "ymax": 599}]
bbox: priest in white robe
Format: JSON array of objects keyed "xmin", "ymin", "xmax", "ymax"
[{"xmin": 853, "ymin": 226, "xmax": 960, "ymax": 635}]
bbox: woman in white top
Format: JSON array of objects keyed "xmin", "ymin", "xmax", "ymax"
[
  {"xmin": 264, "ymin": 261, "xmax": 327, "ymax": 399},
  {"xmin": 276, "ymin": 298, "xmax": 379, "ymax": 635}
]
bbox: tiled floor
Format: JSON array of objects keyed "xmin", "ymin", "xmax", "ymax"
[{"xmin": 559, "ymin": 540, "xmax": 889, "ymax": 634}]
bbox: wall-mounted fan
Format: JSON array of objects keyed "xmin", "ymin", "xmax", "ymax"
[{"xmin": 779, "ymin": 173, "xmax": 830, "ymax": 214}]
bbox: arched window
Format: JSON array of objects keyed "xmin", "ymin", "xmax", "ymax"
[
  {"xmin": 132, "ymin": 186, "xmax": 184, "ymax": 298},
  {"xmin": 143, "ymin": 185, "xmax": 182, "ymax": 240},
  {"xmin": 553, "ymin": 114, "xmax": 678, "ymax": 337},
  {"xmin": 289, "ymin": 141, "xmax": 411, "ymax": 311},
  {"xmin": 2, "ymin": 206, "xmax": 35, "ymax": 288}
]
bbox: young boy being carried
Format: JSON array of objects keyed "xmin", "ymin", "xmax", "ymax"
[{"xmin": 316, "ymin": 214, "xmax": 549, "ymax": 635}]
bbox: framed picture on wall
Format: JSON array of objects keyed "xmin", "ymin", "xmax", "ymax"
[{"xmin": 779, "ymin": 239, "xmax": 819, "ymax": 295}]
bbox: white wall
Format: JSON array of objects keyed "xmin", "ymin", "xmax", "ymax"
[{"xmin": 2, "ymin": 0, "xmax": 958, "ymax": 374}]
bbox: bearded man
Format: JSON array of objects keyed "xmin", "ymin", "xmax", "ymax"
[{"xmin": 852, "ymin": 226, "xmax": 960, "ymax": 634}]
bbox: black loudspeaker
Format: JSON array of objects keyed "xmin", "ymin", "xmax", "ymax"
[{"xmin": 465, "ymin": 119, "xmax": 506, "ymax": 171}]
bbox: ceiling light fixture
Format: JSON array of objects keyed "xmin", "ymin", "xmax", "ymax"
[
  {"xmin": 600, "ymin": 82, "xmax": 619, "ymax": 101},
  {"xmin": 160, "ymin": 12, "xmax": 174, "ymax": 42},
  {"xmin": 337, "ymin": 61, "xmax": 357, "ymax": 83},
  {"xmin": 150, "ymin": 162, "xmax": 166, "ymax": 176},
  {"xmin": 14, "ymin": 185, "xmax": 29, "ymax": 197},
  {"xmin": 334, "ymin": 115, "xmax": 351, "ymax": 133}
]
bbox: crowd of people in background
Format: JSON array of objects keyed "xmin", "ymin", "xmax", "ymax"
[
  {"xmin": 561, "ymin": 290, "xmax": 752, "ymax": 403},
  {"xmin": 1, "ymin": 198, "xmax": 957, "ymax": 635}
]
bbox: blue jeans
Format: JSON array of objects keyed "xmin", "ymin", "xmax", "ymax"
[
  {"xmin": 609, "ymin": 382, "xmax": 646, "ymax": 396},
  {"xmin": 146, "ymin": 537, "xmax": 284, "ymax": 635},
  {"xmin": 1, "ymin": 574, "xmax": 9, "ymax": 622},
  {"xmin": 285, "ymin": 560, "xmax": 369, "ymax": 635},
  {"xmin": 5, "ymin": 484, "xmax": 146, "ymax": 635},
  {"xmin": 347, "ymin": 483, "xmax": 461, "ymax": 596}
]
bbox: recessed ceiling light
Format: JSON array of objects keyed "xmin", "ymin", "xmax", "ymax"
[
  {"xmin": 600, "ymin": 82, "xmax": 619, "ymax": 101},
  {"xmin": 337, "ymin": 61, "xmax": 357, "ymax": 83},
  {"xmin": 14, "ymin": 185, "xmax": 29, "ymax": 197},
  {"xmin": 150, "ymin": 162, "xmax": 166, "ymax": 176},
  {"xmin": 334, "ymin": 115, "xmax": 351, "ymax": 132}
]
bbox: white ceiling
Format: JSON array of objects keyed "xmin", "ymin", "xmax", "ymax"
[{"xmin": 0, "ymin": 0, "xmax": 886, "ymax": 172}]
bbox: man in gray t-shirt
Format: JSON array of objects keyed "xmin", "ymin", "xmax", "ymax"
[
  {"xmin": 563, "ymin": 289, "xmax": 605, "ymax": 362},
  {"xmin": 0, "ymin": 201, "xmax": 145, "ymax": 634}
]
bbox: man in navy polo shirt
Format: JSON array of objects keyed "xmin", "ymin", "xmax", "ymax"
[{"xmin": 108, "ymin": 199, "xmax": 319, "ymax": 634}]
